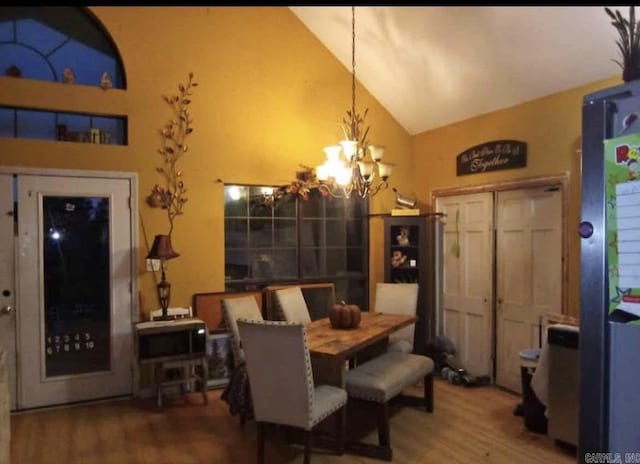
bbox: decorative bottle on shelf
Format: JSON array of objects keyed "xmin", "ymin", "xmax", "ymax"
[
  {"xmin": 396, "ymin": 226, "xmax": 410, "ymax": 246},
  {"xmin": 62, "ymin": 67, "xmax": 75, "ymax": 84}
]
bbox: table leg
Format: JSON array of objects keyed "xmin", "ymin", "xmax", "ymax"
[
  {"xmin": 311, "ymin": 354, "xmax": 346, "ymax": 388},
  {"xmin": 201, "ymin": 356, "xmax": 209, "ymax": 405},
  {"xmin": 154, "ymin": 362, "xmax": 163, "ymax": 408}
]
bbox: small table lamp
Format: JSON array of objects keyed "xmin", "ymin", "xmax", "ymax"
[{"xmin": 146, "ymin": 234, "xmax": 180, "ymax": 320}]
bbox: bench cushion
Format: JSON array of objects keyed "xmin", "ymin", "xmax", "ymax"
[{"xmin": 346, "ymin": 352, "xmax": 434, "ymax": 403}]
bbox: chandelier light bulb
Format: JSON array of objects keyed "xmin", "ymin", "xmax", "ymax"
[
  {"xmin": 323, "ymin": 145, "xmax": 342, "ymax": 162},
  {"xmin": 358, "ymin": 161, "xmax": 375, "ymax": 181},
  {"xmin": 369, "ymin": 145, "xmax": 385, "ymax": 162},
  {"xmin": 378, "ymin": 162, "xmax": 394, "ymax": 180},
  {"xmin": 339, "ymin": 140, "xmax": 358, "ymax": 161},
  {"xmin": 336, "ymin": 165, "xmax": 353, "ymax": 186},
  {"xmin": 316, "ymin": 164, "xmax": 329, "ymax": 181}
]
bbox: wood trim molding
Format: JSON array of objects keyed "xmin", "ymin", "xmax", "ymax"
[{"xmin": 430, "ymin": 173, "xmax": 569, "ymax": 202}]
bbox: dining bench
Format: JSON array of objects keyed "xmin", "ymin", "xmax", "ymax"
[{"xmin": 345, "ymin": 351, "xmax": 434, "ymax": 461}]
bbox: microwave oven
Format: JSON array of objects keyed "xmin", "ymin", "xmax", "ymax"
[{"xmin": 136, "ymin": 318, "xmax": 207, "ymax": 361}]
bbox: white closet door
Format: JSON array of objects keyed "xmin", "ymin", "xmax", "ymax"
[
  {"xmin": 437, "ymin": 192, "xmax": 493, "ymax": 377},
  {"xmin": 495, "ymin": 187, "xmax": 562, "ymax": 392}
]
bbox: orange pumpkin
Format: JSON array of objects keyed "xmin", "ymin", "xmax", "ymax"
[{"xmin": 329, "ymin": 301, "xmax": 362, "ymax": 329}]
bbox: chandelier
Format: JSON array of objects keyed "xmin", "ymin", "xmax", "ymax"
[{"xmin": 290, "ymin": 6, "xmax": 393, "ymax": 200}]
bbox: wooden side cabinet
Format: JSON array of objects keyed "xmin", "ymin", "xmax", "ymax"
[
  {"xmin": 383, "ymin": 215, "xmax": 429, "ymax": 354},
  {"xmin": 135, "ymin": 318, "xmax": 209, "ymax": 407}
]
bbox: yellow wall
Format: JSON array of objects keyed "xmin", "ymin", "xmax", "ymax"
[
  {"xmin": 0, "ymin": 7, "xmax": 411, "ymax": 316},
  {"xmin": 411, "ymin": 76, "xmax": 622, "ymax": 317},
  {"xmin": 0, "ymin": 7, "xmax": 628, "ymax": 320}
]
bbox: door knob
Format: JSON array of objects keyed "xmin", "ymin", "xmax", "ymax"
[{"xmin": 0, "ymin": 305, "xmax": 13, "ymax": 315}]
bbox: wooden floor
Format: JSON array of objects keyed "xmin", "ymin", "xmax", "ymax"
[{"xmin": 10, "ymin": 379, "xmax": 576, "ymax": 464}]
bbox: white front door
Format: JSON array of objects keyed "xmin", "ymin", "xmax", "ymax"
[
  {"xmin": 8, "ymin": 172, "xmax": 135, "ymax": 410},
  {"xmin": 0, "ymin": 174, "xmax": 16, "ymax": 410},
  {"xmin": 495, "ymin": 187, "xmax": 562, "ymax": 392},
  {"xmin": 436, "ymin": 192, "xmax": 493, "ymax": 377}
]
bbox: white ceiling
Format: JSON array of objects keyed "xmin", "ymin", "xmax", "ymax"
[{"xmin": 290, "ymin": 6, "xmax": 625, "ymax": 135}]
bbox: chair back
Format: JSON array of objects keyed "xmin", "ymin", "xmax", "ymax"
[
  {"xmin": 222, "ymin": 296, "xmax": 264, "ymax": 366},
  {"xmin": 374, "ymin": 283, "xmax": 419, "ymax": 347},
  {"xmin": 274, "ymin": 287, "xmax": 312, "ymax": 323},
  {"xmin": 237, "ymin": 319, "xmax": 314, "ymax": 429}
]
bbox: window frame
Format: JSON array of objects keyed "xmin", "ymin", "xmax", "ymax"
[{"xmin": 223, "ymin": 184, "xmax": 369, "ymax": 310}]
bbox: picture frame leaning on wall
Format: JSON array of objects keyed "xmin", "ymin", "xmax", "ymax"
[{"xmin": 207, "ymin": 331, "xmax": 233, "ymax": 389}]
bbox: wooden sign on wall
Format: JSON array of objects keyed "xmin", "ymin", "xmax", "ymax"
[{"xmin": 456, "ymin": 140, "xmax": 527, "ymax": 176}]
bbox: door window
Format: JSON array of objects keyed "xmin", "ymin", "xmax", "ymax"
[{"xmin": 43, "ymin": 195, "xmax": 111, "ymax": 376}]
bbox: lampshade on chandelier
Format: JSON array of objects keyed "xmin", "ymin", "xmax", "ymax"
[{"xmin": 307, "ymin": 6, "xmax": 393, "ymax": 200}]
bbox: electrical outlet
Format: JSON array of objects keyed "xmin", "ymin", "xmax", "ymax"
[{"xmin": 146, "ymin": 258, "xmax": 160, "ymax": 272}]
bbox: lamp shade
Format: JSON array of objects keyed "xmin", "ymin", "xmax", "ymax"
[{"xmin": 146, "ymin": 234, "xmax": 179, "ymax": 260}]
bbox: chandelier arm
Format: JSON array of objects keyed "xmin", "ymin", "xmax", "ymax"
[
  {"xmin": 352, "ymin": 169, "xmax": 366, "ymax": 197},
  {"xmin": 367, "ymin": 180, "xmax": 390, "ymax": 197},
  {"xmin": 318, "ymin": 183, "xmax": 346, "ymax": 199},
  {"xmin": 344, "ymin": 181, "xmax": 355, "ymax": 199}
]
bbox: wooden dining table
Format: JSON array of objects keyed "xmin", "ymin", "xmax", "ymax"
[{"xmin": 306, "ymin": 311, "xmax": 416, "ymax": 388}]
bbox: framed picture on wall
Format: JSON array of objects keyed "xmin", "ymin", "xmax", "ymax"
[{"xmin": 207, "ymin": 332, "xmax": 233, "ymax": 389}]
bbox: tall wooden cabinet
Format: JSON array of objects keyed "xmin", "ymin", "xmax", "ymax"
[{"xmin": 383, "ymin": 215, "xmax": 440, "ymax": 355}]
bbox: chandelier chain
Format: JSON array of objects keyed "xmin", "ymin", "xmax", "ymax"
[
  {"xmin": 351, "ymin": 6, "xmax": 356, "ymax": 118},
  {"xmin": 282, "ymin": 5, "xmax": 392, "ymax": 201}
]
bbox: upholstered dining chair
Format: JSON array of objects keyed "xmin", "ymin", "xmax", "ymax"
[
  {"xmin": 274, "ymin": 286, "xmax": 312, "ymax": 324},
  {"xmin": 374, "ymin": 283, "xmax": 419, "ymax": 354},
  {"xmin": 221, "ymin": 296, "xmax": 264, "ymax": 367},
  {"xmin": 221, "ymin": 296, "xmax": 264, "ymax": 426},
  {"xmin": 237, "ymin": 319, "xmax": 347, "ymax": 464}
]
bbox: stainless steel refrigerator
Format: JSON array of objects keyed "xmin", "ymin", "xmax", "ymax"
[{"xmin": 581, "ymin": 80, "xmax": 640, "ymax": 457}]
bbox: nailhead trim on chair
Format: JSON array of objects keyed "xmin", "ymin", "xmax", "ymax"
[
  {"xmin": 237, "ymin": 318, "xmax": 348, "ymax": 463},
  {"xmin": 236, "ymin": 318, "xmax": 317, "ymax": 427},
  {"xmin": 311, "ymin": 386, "xmax": 348, "ymax": 427}
]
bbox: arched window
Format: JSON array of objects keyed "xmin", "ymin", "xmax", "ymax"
[
  {"xmin": 0, "ymin": 7, "xmax": 125, "ymax": 89},
  {"xmin": 0, "ymin": 7, "xmax": 127, "ymax": 144}
]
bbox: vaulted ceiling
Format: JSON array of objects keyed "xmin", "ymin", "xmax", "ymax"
[{"xmin": 290, "ymin": 6, "xmax": 624, "ymax": 135}]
